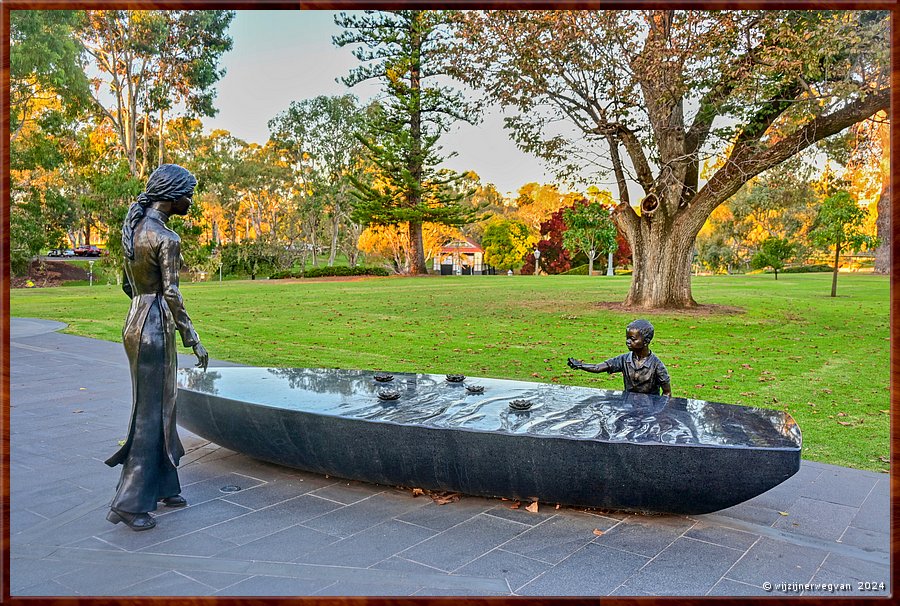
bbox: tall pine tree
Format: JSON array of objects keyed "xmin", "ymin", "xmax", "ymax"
[{"xmin": 334, "ymin": 10, "xmax": 478, "ymax": 274}]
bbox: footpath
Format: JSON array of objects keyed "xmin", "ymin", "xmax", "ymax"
[{"xmin": 8, "ymin": 318, "xmax": 891, "ymax": 597}]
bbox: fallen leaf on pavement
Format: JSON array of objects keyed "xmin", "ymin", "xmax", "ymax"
[
  {"xmin": 526, "ymin": 501, "xmax": 539, "ymax": 513},
  {"xmin": 430, "ymin": 491, "xmax": 461, "ymax": 505},
  {"xmin": 411, "ymin": 488, "xmax": 424, "ymax": 497},
  {"xmin": 593, "ymin": 529, "xmax": 604, "ymax": 536},
  {"xmin": 778, "ymin": 511, "xmax": 789, "ymax": 516}
]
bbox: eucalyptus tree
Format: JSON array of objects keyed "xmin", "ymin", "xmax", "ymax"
[
  {"xmin": 334, "ymin": 10, "xmax": 480, "ymax": 274},
  {"xmin": 452, "ymin": 10, "xmax": 890, "ymax": 308},
  {"xmin": 269, "ymin": 94, "xmax": 368, "ymax": 266},
  {"xmin": 75, "ymin": 9, "xmax": 234, "ymax": 177}
]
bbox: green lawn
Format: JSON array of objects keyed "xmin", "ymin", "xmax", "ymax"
[{"xmin": 11, "ymin": 272, "xmax": 889, "ymax": 471}]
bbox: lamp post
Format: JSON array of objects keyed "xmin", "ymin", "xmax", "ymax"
[{"xmin": 533, "ymin": 248, "xmax": 541, "ymax": 276}]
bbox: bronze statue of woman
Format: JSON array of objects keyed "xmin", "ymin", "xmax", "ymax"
[{"xmin": 105, "ymin": 164, "xmax": 209, "ymax": 531}]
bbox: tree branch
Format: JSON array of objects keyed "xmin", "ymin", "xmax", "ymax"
[{"xmin": 691, "ymin": 86, "xmax": 890, "ymax": 227}]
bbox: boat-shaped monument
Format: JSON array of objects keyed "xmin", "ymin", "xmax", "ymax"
[{"xmin": 176, "ymin": 367, "xmax": 802, "ymax": 515}]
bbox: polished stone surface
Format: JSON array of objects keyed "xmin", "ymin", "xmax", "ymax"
[
  {"xmin": 178, "ymin": 368, "xmax": 799, "ymax": 447},
  {"xmin": 176, "ymin": 368, "xmax": 801, "ymax": 514}
]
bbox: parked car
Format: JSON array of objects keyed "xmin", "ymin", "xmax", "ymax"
[
  {"xmin": 74, "ymin": 245, "xmax": 103, "ymax": 257},
  {"xmin": 48, "ymin": 248, "xmax": 75, "ymax": 258}
]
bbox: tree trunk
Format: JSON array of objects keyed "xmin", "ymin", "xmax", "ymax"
[
  {"xmin": 408, "ymin": 221, "xmax": 427, "ymax": 274},
  {"xmin": 158, "ymin": 108, "xmax": 165, "ymax": 167},
  {"xmin": 619, "ymin": 210, "xmax": 698, "ymax": 309},
  {"xmin": 874, "ymin": 182, "xmax": 890, "ymax": 274},
  {"xmin": 328, "ymin": 212, "xmax": 340, "ymax": 266},
  {"xmin": 607, "ymin": 250, "xmax": 614, "ymax": 276},
  {"xmin": 831, "ymin": 240, "xmax": 841, "ymax": 297},
  {"xmin": 588, "ymin": 252, "xmax": 594, "ymax": 276}
]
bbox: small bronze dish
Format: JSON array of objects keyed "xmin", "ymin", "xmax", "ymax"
[
  {"xmin": 374, "ymin": 372, "xmax": 394, "ymax": 382},
  {"xmin": 465, "ymin": 384, "xmax": 485, "ymax": 394},
  {"xmin": 446, "ymin": 374, "xmax": 466, "ymax": 383},
  {"xmin": 509, "ymin": 399, "xmax": 533, "ymax": 411},
  {"xmin": 377, "ymin": 389, "xmax": 401, "ymax": 401}
]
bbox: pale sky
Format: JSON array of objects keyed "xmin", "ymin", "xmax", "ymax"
[{"xmin": 202, "ymin": 10, "xmax": 554, "ymax": 198}]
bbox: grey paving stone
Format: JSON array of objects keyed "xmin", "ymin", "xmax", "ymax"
[
  {"xmin": 726, "ymin": 537, "xmax": 829, "ymax": 586},
  {"xmin": 302, "ymin": 490, "xmax": 428, "ymax": 538},
  {"xmin": 10, "ymin": 508, "xmax": 48, "ymax": 535},
  {"xmin": 838, "ymin": 525, "xmax": 889, "ymax": 553},
  {"xmin": 396, "ymin": 496, "xmax": 494, "ymax": 531},
  {"xmin": 592, "ymin": 514, "xmax": 694, "ymax": 557},
  {"xmin": 17, "ymin": 489, "xmax": 96, "ymax": 520},
  {"xmin": 297, "ymin": 519, "xmax": 436, "ymax": 568},
  {"xmin": 798, "ymin": 468, "xmax": 879, "ymax": 508},
  {"xmin": 707, "ymin": 578, "xmax": 767, "ymax": 596},
  {"xmin": 214, "ymin": 523, "xmax": 338, "ymax": 563},
  {"xmin": 502, "ymin": 511, "xmax": 619, "ymax": 564},
  {"xmin": 310, "ymin": 479, "xmax": 385, "ymax": 504},
  {"xmin": 452, "ymin": 548, "xmax": 552, "ymax": 592},
  {"xmin": 413, "ymin": 586, "xmax": 511, "ymax": 596},
  {"xmin": 743, "ymin": 463, "xmax": 821, "ymax": 511},
  {"xmin": 97, "ymin": 499, "xmax": 252, "ymax": 551},
  {"xmin": 139, "ymin": 530, "xmax": 241, "ymax": 557},
  {"xmin": 202, "ymin": 494, "xmax": 342, "ymax": 545},
  {"xmin": 627, "ymin": 536, "xmax": 744, "ymax": 596},
  {"xmin": 10, "ymin": 557, "xmax": 83, "ymax": 593},
  {"xmin": 483, "ymin": 502, "xmax": 556, "ymax": 526},
  {"xmin": 119, "ymin": 570, "xmax": 214, "ymax": 596},
  {"xmin": 178, "ymin": 473, "xmax": 266, "ymax": 506},
  {"xmin": 179, "ymin": 570, "xmax": 253, "ymax": 591},
  {"xmin": 219, "ymin": 476, "xmax": 334, "ymax": 510},
  {"xmin": 716, "ymin": 501, "xmax": 789, "ymax": 527},
  {"xmin": 13, "ymin": 579, "xmax": 85, "ymax": 597},
  {"xmin": 851, "ymin": 478, "xmax": 889, "ymax": 532},
  {"xmin": 607, "ymin": 583, "xmax": 655, "ymax": 596},
  {"xmin": 400, "ymin": 513, "xmax": 529, "ymax": 572},
  {"xmin": 686, "ymin": 519, "xmax": 760, "ymax": 551},
  {"xmin": 816, "ymin": 552, "xmax": 891, "ymax": 585},
  {"xmin": 772, "ymin": 496, "xmax": 857, "ymax": 541},
  {"xmin": 517, "ymin": 544, "xmax": 648, "ymax": 596},
  {"xmin": 371, "ymin": 556, "xmax": 449, "ymax": 575},
  {"xmin": 52, "ymin": 563, "xmax": 173, "ymax": 596},
  {"xmin": 214, "ymin": 574, "xmax": 335, "ymax": 596},
  {"xmin": 314, "ymin": 580, "xmax": 421, "ymax": 596}
]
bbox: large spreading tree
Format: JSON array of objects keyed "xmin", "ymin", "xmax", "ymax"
[
  {"xmin": 334, "ymin": 10, "xmax": 479, "ymax": 274},
  {"xmin": 451, "ymin": 10, "xmax": 890, "ymax": 308}
]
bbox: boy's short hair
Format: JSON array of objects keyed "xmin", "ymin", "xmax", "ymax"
[{"xmin": 627, "ymin": 319, "xmax": 654, "ymax": 344}]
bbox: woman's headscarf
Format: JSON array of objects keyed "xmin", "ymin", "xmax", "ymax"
[{"xmin": 122, "ymin": 164, "xmax": 197, "ymax": 260}]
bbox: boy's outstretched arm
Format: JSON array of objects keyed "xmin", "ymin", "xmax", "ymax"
[
  {"xmin": 567, "ymin": 358, "xmax": 611, "ymax": 373},
  {"xmin": 660, "ymin": 381, "xmax": 672, "ymax": 397}
]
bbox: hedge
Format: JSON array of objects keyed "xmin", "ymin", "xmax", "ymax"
[{"xmin": 270, "ymin": 266, "xmax": 390, "ymax": 279}]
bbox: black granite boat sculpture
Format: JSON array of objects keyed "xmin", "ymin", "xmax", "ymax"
[{"xmin": 176, "ymin": 368, "xmax": 802, "ymax": 515}]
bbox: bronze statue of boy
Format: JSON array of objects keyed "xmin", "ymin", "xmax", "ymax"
[
  {"xmin": 105, "ymin": 164, "xmax": 209, "ymax": 531},
  {"xmin": 568, "ymin": 319, "xmax": 671, "ymax": 397}
]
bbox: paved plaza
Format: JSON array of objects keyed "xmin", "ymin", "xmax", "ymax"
[{"xmin": 9, "ymin": 317, "xmax": 891, "ymax": 597}]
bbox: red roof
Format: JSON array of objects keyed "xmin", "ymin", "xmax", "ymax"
[{"xmin": 439, "ymin": 237, "xmax": 482, "ymax": 254}]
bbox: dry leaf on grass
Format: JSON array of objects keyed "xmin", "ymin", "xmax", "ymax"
[
  {"xmin": 837, "ymin": 421, "xmax": 853, "ymax": 426},
  {"xmin": 526, "ymin": 501, "xmax": 539, "ymax": 513}
]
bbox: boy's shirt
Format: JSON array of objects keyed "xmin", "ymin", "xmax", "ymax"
[{"xmin": 603, "ymin": 351, "xmax": 670, "ymax": 395}]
